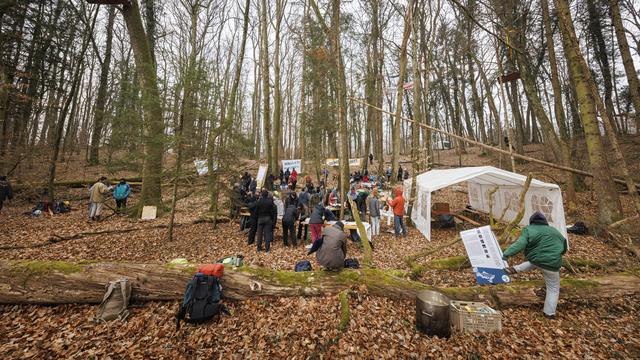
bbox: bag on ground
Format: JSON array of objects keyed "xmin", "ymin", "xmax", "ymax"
[
  {"xmin": 95, "ymin": 278, "xmax": 132, "ymax": 322},
  {"xmin": 294, "ymin": 260, "xmax": 313, "ymax": 272},
  {"xmin": 197, "ymin": 263, "xmax": 225, "ymax": 277},
  {"xmin": 176, "ymin": 273, "xmax": 229, "ymax": 329},
  {"xmin": 344, "ymin": 258, "xmax": 360, "ymax": 269},
  {"xmin": 216, "ymin": 256, "xmax": 244, "ymax": 267},
  {"xmin": 567, "ymin": 221, "xmax": 588, "ymax": 235}
]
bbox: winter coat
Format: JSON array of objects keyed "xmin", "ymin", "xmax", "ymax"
[
  {"xmin": 113, "ymin": 183, "xmax": 130, "ymax": 200},
  {"xmin": 0, "ymin": 179, "xmax": 13, "ymax": 202},
  {"xmin": 89, "ymin": 182, "xmax": 110, "ymax": 203},
  {"xmin": 388, "ymin": 189, "xmax": 405, "ymax": 217},
  {"xmin": 316, "ymin": 225, "xmax": 347, "ymax": 270},
  {"xmin": 283, "ymin": 204, "xmax": 299, "ymax": 224},
  {"xmin": 503, "ymin": 213, "xmax": 568, "ymax": 271},
  {"xmin": 256, "ymin": 196, "xmax": 276, "ymax": 223},
  {"xmin": 368, "ymin": 197, "xmax": 380, "ymax": 217},
  {"xmin": 309, "ymin": 203, "xmax": 336, "ymax": 224}
]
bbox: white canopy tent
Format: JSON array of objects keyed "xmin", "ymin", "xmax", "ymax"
[{"xmin": 405, "ymin": 166, "xmax": 567, "ymax": 240}]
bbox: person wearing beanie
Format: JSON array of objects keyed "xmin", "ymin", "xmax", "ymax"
[
  {"xmin": 315, "ymin": 222, "xmax": 347, "ymax": 271},
  {"xmin": 503, "ymin": 211, "xmax": 568, "ymax": 319}
]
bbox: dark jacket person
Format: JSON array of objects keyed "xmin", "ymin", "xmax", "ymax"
[
  {"xmin": 316, "ymin": 222, "xmax": 347, "ymax": 271},
  {"xmin": 255, "ymin": 191, "xmax": 277, "ymax": 252}
]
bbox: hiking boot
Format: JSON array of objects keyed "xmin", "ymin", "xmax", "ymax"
[{"xmin": 543, "ymin": 313, "xmax": 556, "ymax": 320}]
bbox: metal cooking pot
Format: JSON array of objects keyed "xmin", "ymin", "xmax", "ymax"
[{"xmin": 415, "ymin": 290, "xmax": 451, "ymax": 337}]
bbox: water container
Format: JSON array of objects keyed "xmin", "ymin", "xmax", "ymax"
[{"xmin": 415, "ymin": 290, "xmax": 451, "ymax": 337}]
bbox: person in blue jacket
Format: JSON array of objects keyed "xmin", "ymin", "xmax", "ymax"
[{"xmin": 113, "ymin": 178, "xmax": 131, "ymax": 212}]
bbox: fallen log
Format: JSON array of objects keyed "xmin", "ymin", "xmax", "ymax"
[{"xmin": 1, "ymin": 260, "xmax": 638, "ymax": 307}]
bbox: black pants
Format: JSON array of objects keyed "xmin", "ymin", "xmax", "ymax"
[
  {"xmin": 115, "ymin": 198, "xmax": 127, "ymax": 210},
  {"xmin": 256, "ymin": 217, "xmax": 273, "ymax": 252},
  {"xmin": 247, "ymin": 218, "xmax": 258, "ymax": 245},
  {"xmin": 282, "ymin": 221, "xmax": 296, "ymax": 246},
  {"xmin": 297, "ymin": 222, "xmax": 309, "ymax": 243}
]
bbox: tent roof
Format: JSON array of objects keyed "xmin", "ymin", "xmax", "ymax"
[{"xmin": 416, "ymin": 166, "xmax": 560, "ymax": 192}]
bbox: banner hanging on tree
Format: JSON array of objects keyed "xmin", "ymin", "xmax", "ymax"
[
  {"xmin": 460, "ymin": 226, "xmax": 511, "ymax": 285},
  {"xmin": 325, "ymin": 158, "xmax": 362, "ymax": 167},
  {"xmin": 281, "ymin": 159, "xmax": 302, "ymax": 173},
  {"xmin": 256, "ymin": 164, "xmax": 268, "ymax": 190}
]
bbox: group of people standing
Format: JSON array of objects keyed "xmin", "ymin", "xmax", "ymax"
[{"xmin": 88, "ymin": 177, "xmax": 131, "ymax": 221}]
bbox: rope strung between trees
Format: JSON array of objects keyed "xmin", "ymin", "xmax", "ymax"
[{"xmin": 347, "ymin": 96, "xmax": 638, "ymax": 188}]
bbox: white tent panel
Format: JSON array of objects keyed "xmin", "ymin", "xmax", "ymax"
[{"xmin": 410, "ymin": 166, "xmax": 567, "ymax": 241}]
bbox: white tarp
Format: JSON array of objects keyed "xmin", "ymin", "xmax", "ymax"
[
  {"xmin": 410, "ymin": 166, "xmax": 567, "ymax": 241},
  {"xmin": 281, "ymin": 159, "xmax": 302, "ymax": 173},
  {"xmin": 193, "ymin": 159, "xmax": 218, "ymax": 175}
]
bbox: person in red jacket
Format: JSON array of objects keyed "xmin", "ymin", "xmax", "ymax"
[
  {"xmin": 289, "ymin": 169, "xmax": 298, "ymax": 190},
  {"xmin": 387, "ymin": 186, "xmax": 407, "ymax": 237}
]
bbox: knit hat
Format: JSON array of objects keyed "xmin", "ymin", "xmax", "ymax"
[{"xmin": 529, "ymin": 211, "xmax": 549, "ymax": 225}]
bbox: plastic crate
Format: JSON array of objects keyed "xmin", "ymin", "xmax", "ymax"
[{"xmin": 450, "ymin": 301, "xmax": 502, "ymax": 333}]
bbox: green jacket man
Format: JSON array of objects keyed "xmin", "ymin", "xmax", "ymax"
[{"xmin": 503, "ymin": 211, "xmax": 567, "ymax": 318}]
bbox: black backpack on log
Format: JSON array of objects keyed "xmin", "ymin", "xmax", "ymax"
[{"xmin": 176, "ymin": 274, "xmax": 229, "ymax": 329}]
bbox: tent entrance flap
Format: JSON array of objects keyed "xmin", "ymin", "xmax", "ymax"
[{"xmin": 409, "ymin": 166, "xmax": 567, "ymax": 241}]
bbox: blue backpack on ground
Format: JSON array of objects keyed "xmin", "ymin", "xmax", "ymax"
[
  {"xmin": 295, "ymin": 260, "xmax": 313, "ymax": 272},
  {"xmin": 175, "ymin": 274, "xmax": 229, "ymax": 329}
]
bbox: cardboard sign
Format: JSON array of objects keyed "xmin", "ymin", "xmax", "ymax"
[
  {"xmin": 281, "ymin": 159, "xmax": 302, "ymax": 173},
  {"xmin": 460, "ymin": 226, "xmax": 511, "ymax": 285},
  {"xmin": 256, "ymin": 164, "xmax": 268, "ymax": 190},
  {"xmin": 141, "ymin": 206, "xmax": 157, "ymax": 220}
]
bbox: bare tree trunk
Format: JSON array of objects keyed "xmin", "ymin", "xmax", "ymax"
[
  {"xmin": 260, "ymin": 0, "xmax": 272, "ymax": 172},
  {"xmin": 391, "ymin": 0, "xmax": 414, "ymax": 184},
  {"xmin": 554, "ymin": 0, "xmax": 623, "ymax": 229},
  {"xmin": 121, "ymin": 0, "xmax": 166, "ymax": 211},
  {"xmin": 609, "ymin": 0, "xmax": 640, "ymax": 132},
  {"xmin": 89, "ymin": 6, "xmax": 116, "ymax": 165}
]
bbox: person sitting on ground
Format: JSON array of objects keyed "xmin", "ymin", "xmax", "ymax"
[
  {"xmin": 315, "ymin": 221, "xmax": 347, "ymax": 271},
  {"xmin": 309, "ymin": 195, "xmax": 337, "ymax": 243},
  {"xmin": 0, "ymin": 175, "xmax": 14, "ymax": 214},
  {"xmin": 89, "ymin": 176, "xmax": 111, "ymax": 221},
  {"xmin": 282, "ymin": 202, "xmax": 299, "ymax": 246},
  {"xmin": 503, "ymin": 212, "xmax": 567, "ymax": 319},
  {"xmin": 113, "ymin": 178, "xmax": 131, "ymax": 212},
  {"xmin": 387, "ymin": 186, "xmax": 407, "ymax": 237},
  {"xmin": 255, "ymin": 190, "xmax": 277, "ymax": 252}
]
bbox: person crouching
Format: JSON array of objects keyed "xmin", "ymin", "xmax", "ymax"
[
  {"xmin": 503, "ymin": 211, "xmax": 568, "ymax": 319},
  {"xmin": 316, "ymin": 222, "xmax": 347, "ymax": 271}
]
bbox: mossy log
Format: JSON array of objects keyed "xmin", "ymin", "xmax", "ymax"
[{"xmin": 0, "ymin": 260, "xmax": 638, "ymax": 307}]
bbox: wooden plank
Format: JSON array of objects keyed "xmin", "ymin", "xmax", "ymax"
[{"xmin": 453, "ymin": 213, "xmax": 482, "ymax": 227}]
